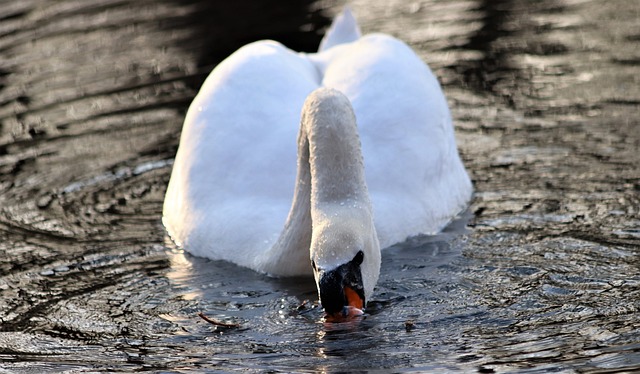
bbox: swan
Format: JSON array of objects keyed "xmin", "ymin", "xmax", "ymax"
[{"xmin": 163, "ymin": 8, "xmax": 472, "ymax": 318}]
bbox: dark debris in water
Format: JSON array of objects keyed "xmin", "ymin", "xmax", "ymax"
[
  {"xmin": 197, "ymin": 312, "xmax": 241, "ymax": 329},
  {"xmin": 0, "ymin": 0, "xmax": 639, "ymax": 372}
]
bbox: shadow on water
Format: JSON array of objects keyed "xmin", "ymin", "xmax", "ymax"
[
  {"xmin": 452, "ymin": 0, "xmax": 571, "ymax": 108},
  {"xmin": 0, "ymin": 0, "xmax": 639, "ymax": 372},
  {"xmin": 163, "ymin": 0, "xmax": 331, "ymax": 91},
  {"xmin": 456, "ymin": 0, "xmax": 516, "ymax": 96}
]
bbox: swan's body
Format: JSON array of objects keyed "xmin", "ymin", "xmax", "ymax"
[{"xmin": 163, "ymin": 9, "xmax": 472, "ymax": 314}]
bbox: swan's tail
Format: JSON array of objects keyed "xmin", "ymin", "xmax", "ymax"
[{"xmin": 318, "ymin": 7, "xmax": 361, "ymax": 52}]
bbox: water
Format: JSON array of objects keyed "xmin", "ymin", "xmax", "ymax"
[{"xmin": 1, "ymin": 0, "xmax": 639, "ymax": 372}]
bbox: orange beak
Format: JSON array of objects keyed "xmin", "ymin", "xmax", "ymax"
[
  {"xmin": 324, "ymin": 286, "xmax": 365, "ymax": 322},
  {"xmin": 317, "ymin": 256, "xmax": 366, "ymax": 323},
  {"xmin": 344, "ymin": 286, "xmax": 364, "ymax": 310}
]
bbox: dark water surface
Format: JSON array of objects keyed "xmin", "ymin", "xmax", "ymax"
[{"xmin": 1, "ymin": 0, "xmax": 639, "ymax": 372}]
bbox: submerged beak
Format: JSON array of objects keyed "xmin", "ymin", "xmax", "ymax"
[{"xmin": 318, "ymin": 262, "xmax": 365, "ymax": 321}]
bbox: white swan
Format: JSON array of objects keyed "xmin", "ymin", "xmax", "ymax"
[{"xmin": 163, "ymin": 9, "xmax": 472, "ymax": 318}]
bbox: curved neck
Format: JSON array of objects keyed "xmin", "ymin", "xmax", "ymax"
[
  {"xmin": 260, "ymin": 88, "xmax": 371, "ymax": 275},
  {"xmin": 304, "ymin": 90, "xmax": 369, "ymax": 208}
]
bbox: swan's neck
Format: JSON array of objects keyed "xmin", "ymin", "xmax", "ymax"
[
  {"xmin": 259, "ymin": 88, "xmax": 373, "ymax": 275},
  {"xmin": 305, "ymin": 92, "xmax": 369, "ymax": 208}
]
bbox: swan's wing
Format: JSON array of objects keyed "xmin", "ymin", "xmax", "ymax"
[
  {"xmin": 318, "ymin": 34, "xmax": 472, "ymax": 248},
  {"xmin": 318, "ymin": 7, "xmax": 361, "ymax": 52},
  {"xmin": 163, "ymin": 41, "xmax": 319, "ymax": 267}
]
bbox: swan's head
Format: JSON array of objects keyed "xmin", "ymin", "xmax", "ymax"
[{"xmin": 310, "ymin": 212, "xmax": 381, "ymax": 320}]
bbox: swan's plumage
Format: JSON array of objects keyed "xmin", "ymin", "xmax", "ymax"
[{"xmin": 163, "ymin": 9, "xmax": 472, "ymax": 281}]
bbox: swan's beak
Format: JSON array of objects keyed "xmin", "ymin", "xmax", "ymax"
[{"xmin": 318, "ymin": 264, "xmax": 365, "ymax": 321}]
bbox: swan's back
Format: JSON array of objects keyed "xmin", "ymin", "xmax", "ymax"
[
  {"xmin": 163, "ymin": 41, "xmax": 317, "ymax": 267},
  {"xmin": 321, "ymin": 34, "xmax": 471, "ymax": 248}
]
